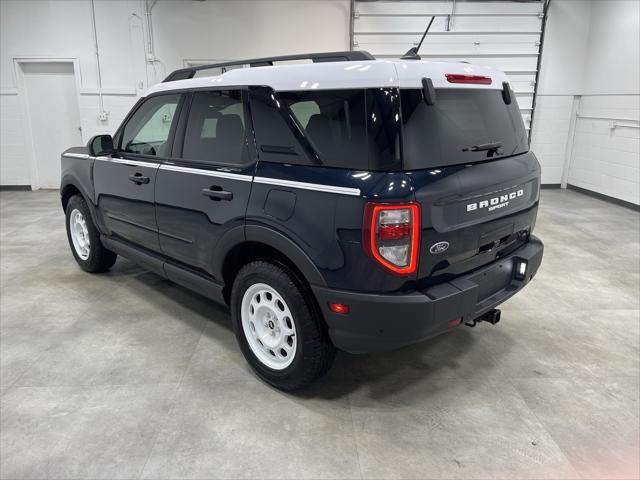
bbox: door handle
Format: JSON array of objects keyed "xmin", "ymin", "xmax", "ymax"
[
  {"xmin": 128, "ymin": 173, "xmax": 150, "ymax": 185},
  {"xmin": 202, "ymin": 187, "xmax": 233, "ymax": 201}
]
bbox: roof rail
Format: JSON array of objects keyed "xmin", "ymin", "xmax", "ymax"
[{"xmin": 162, "ymin": 51, "xmax": 375, "ymax": 83}]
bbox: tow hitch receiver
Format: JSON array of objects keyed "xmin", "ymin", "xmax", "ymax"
[{"xmin": 465, "ymin": 309, "xmax": 501, "ymax": 328}]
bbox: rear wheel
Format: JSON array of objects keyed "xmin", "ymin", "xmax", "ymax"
[
  {"xmin": 231, "ymin": 260, "xmax": 335, "ymax": 391},
  {"xmin": 65, "ymin": 195, "xmax": 117, "ymax": 273}
]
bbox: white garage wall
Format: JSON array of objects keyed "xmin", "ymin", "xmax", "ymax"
[
  {"xmin": 531, "ymin": 0, "xmax": 639, "ymax": 204},
  {"xmin": 0, "ymin": 0, "xmax": 349, "ymax": 187},
  {"xmin": 151, "ymin": 0, "xmax": 350, "ymax": 73},
  {"xmin": 0, "ymin": 0, "xmax": 146, "ymax": 186},
  {"xmin": 567, "ymin": 0, "xmax": 640, "ymax": 205},
  {"xmin": 529, "ymin": 0, "xmax": 590, "ymax": 185}
]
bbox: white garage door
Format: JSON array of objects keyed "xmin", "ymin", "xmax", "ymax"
[{"xmin": 352, "ymin": 0, "xmax": 547, "ymax": 134}]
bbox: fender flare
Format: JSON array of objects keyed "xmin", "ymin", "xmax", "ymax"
[
  {"xmin": 211, "ymin": 223, "xmax": 246, "ymax": 279},
  {"xmin": 213, "ymin": 224, "xmax": 327, "ymax": 288},
  {"xmin": 61, "ymin": 174, "xmax": 90, "ymax": 202},
  {"xmin": 60, "ymin": 175, "xmax": 103, "ymax": 233}
]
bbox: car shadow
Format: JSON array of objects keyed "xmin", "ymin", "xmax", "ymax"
[{"xmin": 106, "ymin": 258, "xmax": 511, "ymax": 402}]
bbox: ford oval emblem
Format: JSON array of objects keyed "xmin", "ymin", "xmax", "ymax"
[{"xmin": 430, "ymin": 241, "xmax": 450, "ymax": 255}]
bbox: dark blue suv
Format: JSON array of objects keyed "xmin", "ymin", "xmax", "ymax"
[{"xmin": 60, "ymin": 52, "xmax": 543, "ymax": 390}]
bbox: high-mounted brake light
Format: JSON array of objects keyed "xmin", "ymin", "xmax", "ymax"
[
  {"xmin": 363, "ymin": 203, "xmax": 420, "ymax": 276},
  {"xmin": 445, "ymin": 73, "xmax": 492, "ymax": 85}
]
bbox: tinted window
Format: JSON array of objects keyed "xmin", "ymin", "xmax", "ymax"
[
  {"xmin": 181, "ymin": 90, "xmax": 250, "ymax": 165},
  {"xmin": 121, "ymin": 94, "xmax": 180, "ymax": 157},
  {"xmin": 400, "ymin": 88, "xmax": 528, "ymax": 170},
  {"xmin": 279, "ymin": 90, "xmax": 368, "ymax": 170},
  {"xmin": 366, "ymin": 88, "xmax": 401, "ymax": 170},
  {"xmin": 249, "ymin": 87, "xmax": 315, "ymax": 166}
]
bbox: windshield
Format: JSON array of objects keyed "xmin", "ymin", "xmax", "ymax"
[{"xmin": 400, "ymin": 88, "xmax": 528, "ymax": 170}]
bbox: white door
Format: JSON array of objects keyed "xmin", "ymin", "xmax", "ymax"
[{"xmin": 21, "ymin": 62, "xmax": 82, "ymax": 189}]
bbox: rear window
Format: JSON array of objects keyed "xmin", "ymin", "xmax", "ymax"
[{"xmin": 400, "ymin": 88, "xmax": 528, "ymax": 170}]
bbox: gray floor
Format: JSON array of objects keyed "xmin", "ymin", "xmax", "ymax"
[{"xmin": 0, "ymin": 189, "xmax": 638, "ymax": 480}]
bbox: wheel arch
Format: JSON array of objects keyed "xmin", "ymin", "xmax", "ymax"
[
  {"xmin": 218, "ymin": 224, "xmax": 327, "ymax": 304},
  {"xmin": 60, "ymin": 174, "xmax": 93, "ymax": 210},
  {"xmin": 60, "ymin": 176, "xmax": 103, "ymax": 234},
  {"xmin": 61, "ymin": 182, "xmax": 82, "ymax": 212}
]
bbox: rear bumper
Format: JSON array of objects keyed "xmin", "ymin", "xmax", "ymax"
[{"xmin": 313, "ymin": 235, "xmax": 543, "ymax": 354}]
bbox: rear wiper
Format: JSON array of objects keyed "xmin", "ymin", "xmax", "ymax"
[
  {"xmin": 462, "ymin": 142, "xmax": 504, "ymax": 157},
  {"xmin": 462, "ymin": 142, "xmax": 503, "ymax": 152}
]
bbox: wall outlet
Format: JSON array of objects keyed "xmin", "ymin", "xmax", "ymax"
[{"xmin": 98, "ymin": 111, "xmax": 109, "ymax": 122}]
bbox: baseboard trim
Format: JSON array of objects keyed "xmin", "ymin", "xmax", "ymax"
[
  {"xmin": 0, "ymin": 185, "xmax": 31, "ymax": 191},
  {"xmin": 567, "ymin": 184, "xmax": 640, "ymax": 212},
  {"xmin": 541, "ymin": 183, "xmax": 561, "ymax": 189}
]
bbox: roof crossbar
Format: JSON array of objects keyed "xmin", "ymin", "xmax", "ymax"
[{"xmin": 162, "ymin": 51, "xmax": 375, "ymax": 83}]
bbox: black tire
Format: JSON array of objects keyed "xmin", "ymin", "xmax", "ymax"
[
  {"xmin": 230, "ymin": 260, "xmax": 335, "ymax": 391},
  {"xmin": 65, "ymin": 195, "xmax": 117, "ymax": 273}
]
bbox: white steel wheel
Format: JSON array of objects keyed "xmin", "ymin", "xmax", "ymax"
[
  {"xmin": 69, "ymin": 208, "xmax": 90, "ymax": 260},
  {"xmin": 240, "ymin": 283, "xmax": 297, "ymax": 370}
]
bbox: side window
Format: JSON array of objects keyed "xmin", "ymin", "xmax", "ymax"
[
  {"xmin": 278, "ymin": 89, "xmax": 368, "ymax": 170},
  {"xmin": 289, "ymin": 101, "xmax": 320, "ymax": 129},
  {"xmin": 366, "ymin": 88, "xmax": 401, "ymax": 171},
  {"xmin": 181, "ymin": 90, "xmax": 250, "ymax": 166},
  {"xmin": 121, "ymin": 94, "xmax": 181, "ymax": 157},
  {"xmin": 248, "ymin": 86, "xmax": 314, "ymax": 166}
]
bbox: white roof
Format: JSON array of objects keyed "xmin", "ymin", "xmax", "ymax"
[{"xmin": 145, "ymin": 59, "xmax": 509, "ymax": 97}]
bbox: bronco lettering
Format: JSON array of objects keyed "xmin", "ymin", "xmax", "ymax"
[{"xmin": 467, "ymin": 189, "xmax": 524, "ymax": 212}]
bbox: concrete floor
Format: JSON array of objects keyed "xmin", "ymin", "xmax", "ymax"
[{"xmin": 0, "ymin": 188, "xmax": 638, "ymax": 480}]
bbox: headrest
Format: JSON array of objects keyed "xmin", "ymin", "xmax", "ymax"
[{"xmin": 217, "ymin": 114, "xmax": 244, "ymax": 139}]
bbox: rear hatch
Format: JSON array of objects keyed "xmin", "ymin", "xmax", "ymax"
[{"xmin": 400, "ymin": 85, "xmax": 540, "ymax": 286}]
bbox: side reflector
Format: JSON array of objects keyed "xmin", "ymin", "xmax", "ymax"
[
  {"xmin": 445, "ymin": 74, "xmax": 492, "ymax": 85},
  {"xmin": 447, "ymin": 317, "xmax": 462, "ymax": 329},
  {"xmin": 329, "ymin": 302, "xmax": 350, "ymax": 315}
]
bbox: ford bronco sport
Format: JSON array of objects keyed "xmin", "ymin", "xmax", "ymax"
[{"xmin": 61, "ymin": 51, "xmax": 543, "ymax": 390}]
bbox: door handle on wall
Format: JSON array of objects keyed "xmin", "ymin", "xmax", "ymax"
[
  {"xmin": 202, "ymin": 187, "xmax": 233, "ymax": 201},
  {"xmin": 128, "ymin": 173, "xmax": 150, "ymax": 185}
]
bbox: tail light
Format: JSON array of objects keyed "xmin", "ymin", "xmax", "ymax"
[{"xmin": 363, "ymin": 203, "xmax": 420, "ymax": 276}]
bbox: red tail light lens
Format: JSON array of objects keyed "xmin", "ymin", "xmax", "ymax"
[
  {"xmin": 445, "ymin": 73, "xmax": 492, "ymax": 85},
  {"xmin": 378, "ymin": 223, "xmax": 411, "ymax": 241},
  {"xmin": 363, "ymin": 203, "xmax": 420, "ymax": 276}
]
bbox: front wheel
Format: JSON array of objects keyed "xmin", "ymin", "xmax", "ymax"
[
  {"xmin": 231, "ymin": 260, "xmax": 335, "ymax": 391},
  {"xmin": 65, "ymin": 195, "xmax": 117, "ymax": 273}
]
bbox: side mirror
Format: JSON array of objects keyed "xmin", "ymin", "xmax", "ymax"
[{"xmin": 87, "ymin": 134, "xmax": 114, "ymax": 156}]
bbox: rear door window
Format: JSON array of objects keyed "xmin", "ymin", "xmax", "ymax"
[
  {"xmin": 181, "ymin": 90, "xmax": 250, "ymax": 166},
  {"xmin": 400, "ymin": 88, "xmax": 528, "ymax": 170}
]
